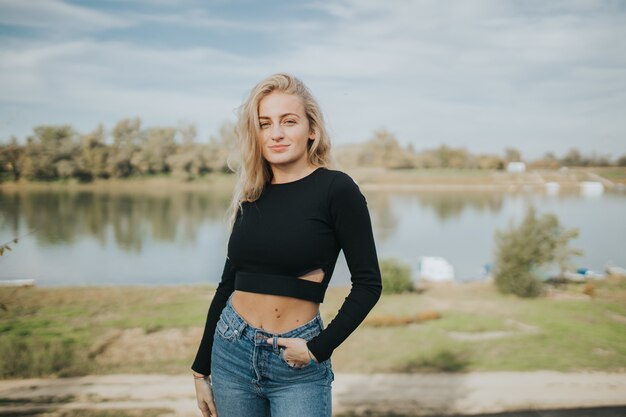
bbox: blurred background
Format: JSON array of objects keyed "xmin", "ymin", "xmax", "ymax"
[{"xmin": 1, "ymin": 1, "xmax": 625, "ymax": 416}]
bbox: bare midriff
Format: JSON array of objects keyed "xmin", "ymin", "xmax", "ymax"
[{"xmin": 231, "ymin": 268, "xmax": 324, "ymax": 333}]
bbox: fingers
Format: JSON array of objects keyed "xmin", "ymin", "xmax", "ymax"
[
  {"xmin": 207, "ymin": 397, "xmax": 218, "ymax": 417},
  {"xmin": 266, "ymin": 336, "xmax": 304, "ymax": 347},
  {"xmin": 198, "ymin": 396, "xmax": 218, "ymax": 417},
  {"xmin": 265, "ymin": 336, "xmax": 285, "ymax": 347},
  {"xmin": 198, "ymin": 402, "xmax": 210, "ymax": 417},
  {"xmin": 195, "ymin": 378, "xmax": 218, "ymax": 417}
]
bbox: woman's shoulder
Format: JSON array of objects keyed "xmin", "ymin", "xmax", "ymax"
[
  {"xmin": 319, "ymin": 167, "xmax": 357, "ymax": 184},
  {"xmin": 318, "ymin": 167, "xmax": 364, "ymax": 199}
]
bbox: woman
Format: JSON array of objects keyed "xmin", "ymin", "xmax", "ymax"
[{"xmin": 192, "ymin": 73, "xmax": 382, "ymax": 417}]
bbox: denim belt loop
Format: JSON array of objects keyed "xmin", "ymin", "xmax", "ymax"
[
  {"xmin": 272, "ymin": 334, "xmax": 279, "ymax": 353},
  {"xmin": 236, "ymin": 319, "xmax": 246, "ymax": 338},
  {"xmin": 315, "ymin": 312, "xmax": 324, "ymax": 330}
]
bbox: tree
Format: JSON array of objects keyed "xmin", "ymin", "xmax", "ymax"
[
  {"xmin": 207, "ymin": 121, "xmax": 237, "ymax": 173},
  {"xmin": 22, "ymin": 125, "xmax": 78, "ymax": 180},
  {"xmin": 0, "ymin": 136, "xmax": 24, "ymax": 181},
  {"xmin": 561, "ymin": 148, "xmax": 584, "ymax": 167},
  {"xmin": 78, "ymin": 124, "xmax": 108, "ymax": 181},
  {"xmin": 504, "ymin": 147, "xmax": 522, "ymax": 163},
  {"xmin": 108, "ymin": 118, "xmax": 142, "ymax": 177},
  {"xmin": 132, "ymin": 127, "xmax": 176, "ymax": 174},
  {"xmin": 493, "ymin": 206, "xmax": 582, "ymax": 298}
]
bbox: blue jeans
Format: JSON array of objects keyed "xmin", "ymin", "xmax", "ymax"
[{"xmin": 211, "ymin": 293, "xmax": 335, "ymax": 417}]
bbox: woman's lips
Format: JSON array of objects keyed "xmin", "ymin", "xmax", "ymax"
[{"xmin": 270, "ymin": 145, "xmax": 289, "ymax": 151}]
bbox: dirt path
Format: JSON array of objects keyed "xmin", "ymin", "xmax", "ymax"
[{"xmin": 1, "ymin": 372, "xmax": 625, "ymax": 417}]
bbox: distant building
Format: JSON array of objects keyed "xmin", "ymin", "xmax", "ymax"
[
  {"xmin": 579, "ymin": 181, "xmax": 604, "ymax": 197},
  {"xmin": 417, "ymin": 256, "xmax": 455, "ymax": 282},
  {"xmin": 506, "ymin": 162, "xmax": 526, "ymax": 173}
]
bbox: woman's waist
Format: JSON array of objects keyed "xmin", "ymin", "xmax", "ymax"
[{"xmin": 231, "ymin": 290, "xmax": 321, "ymax": 334}]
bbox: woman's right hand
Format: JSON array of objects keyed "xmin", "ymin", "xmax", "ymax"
[{"xmin": 194, "ymin": 374, "xmax": 218, "ymax": 417}]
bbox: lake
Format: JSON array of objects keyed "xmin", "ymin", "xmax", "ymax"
[{"xmin": 1, "ymin": 187, "xmax": 624, "ymax": 286}]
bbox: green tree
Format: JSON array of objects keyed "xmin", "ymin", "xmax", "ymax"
[
  {"xmin": 22, "ymin": 125, "xmax": 78, "ymax": 180},
  {"xmin": 561, "ymin": 148, "xmax": 585, "ymax": 167},
  {"xmin": 166, "ymin": 123, "xmax": 210, "ymax": 180},
  {"xmin": 108, "ymin": 118, "xmax": 142, "ymax": 177},
  {"xmin": 504, "ymin": 147, "xmax": 522, "ymax": 163},
  {"xmin": 0, "ymin": 136, "xmax": 24, "ymax": 181},
  {"xmin": 359, "ymin": 129, "xmax": 415, "ymax": 169},
  {"xmin": 132, "ymin": 127, "xmax": 176, "ymax": 174},
  {"xmin": 207, "ymin": 121, "xmax": 237, "ymax": 173},
  {"xmin": 78, "ymin": 124, "xmax": 108, "ymax": 181},
  {"xmin": 493, "ymin": 206, "xmax": 582, "ymax": 298}
]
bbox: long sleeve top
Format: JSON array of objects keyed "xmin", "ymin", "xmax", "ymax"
[{"xmin": 191, "ymin": 166, "xmax": 382, "ymax": 375}]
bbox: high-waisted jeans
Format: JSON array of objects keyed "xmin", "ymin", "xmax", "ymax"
[{"xmin": 211, "ymin": 292, "xmax": 335, "ymax": 417}]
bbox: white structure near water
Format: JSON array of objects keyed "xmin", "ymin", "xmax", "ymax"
[
  {"xmin": 506, "ymin": 162, "xmax": 526, "ymax": 173},
  {"xmin": 417, "ymin": 256, "xmax": 455, "ymax": 282},
  {"xmin": 579, "ymin": 181, "xmax": 604, "ymax": 197}
]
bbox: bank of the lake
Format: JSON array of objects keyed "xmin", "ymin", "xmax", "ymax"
[
  {"xmin": 1, "ymin": 166, "xmax": 625, "ymax": 192},
  {"xmin": 2, "ymin": 277, "xmax": 625, "ymax": 379}
]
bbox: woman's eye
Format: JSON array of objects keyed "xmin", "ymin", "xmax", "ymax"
[
  {"xmin": 284, "ymin": 120, "xmax": 296, "ymax": 125},
  {"xmin": 260, "ymin": 123, "xmax": 270, "ymax": 129}
]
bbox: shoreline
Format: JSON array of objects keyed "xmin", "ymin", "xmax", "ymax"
[{"xmin": 1, "ymin": 167, "xmax": 624, "ymax": 193}]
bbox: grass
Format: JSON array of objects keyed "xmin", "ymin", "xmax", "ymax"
[
  {"xmin": 1, "ymin": 277, "xmax": 625, "ymax": 378},
  {"xmin": 581, "ymin": 167, "xmax": 626, "ymax": 183}
]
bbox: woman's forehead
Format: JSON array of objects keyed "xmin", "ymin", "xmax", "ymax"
[{"xmin": 259, "ymin": 91, "xmax": 305, "ymax": 117}]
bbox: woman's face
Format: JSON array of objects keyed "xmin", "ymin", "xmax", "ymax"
[{"xmin": 257, "ymin": 91, "xmax": 314, "ymax": 170}]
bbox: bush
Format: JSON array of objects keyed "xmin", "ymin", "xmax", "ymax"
[
  {"xmin": 493, "ymin": 206, "xmax": 582, "ymax": 298},
  {"xmin": 380, "ymin": 257, "xmax": 414, "ymax": 294},
  {"xmin": 401, "ymin": 349, "xmax": 470, "ymax": 373}
]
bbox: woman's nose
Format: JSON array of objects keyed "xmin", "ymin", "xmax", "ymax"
[{"xmin": 270, "ymin": 124, "xmax": 284, "ymax": 139}]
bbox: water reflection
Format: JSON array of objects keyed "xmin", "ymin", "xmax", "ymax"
[
  {"xmin": 1, "ymin": 190, "xmax": 232, "ymax": 252},
  {"xmin": 0, "ymin": 188, "xmax": 624, "ymax": 286},
  {"xmin": 414, "ymin": 192, "xmax": 505, "ymax": 220}
]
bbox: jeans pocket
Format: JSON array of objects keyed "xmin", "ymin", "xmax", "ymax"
[
  {"xmin": 215, "ymin": 315, "xmax": 238, "ymax": 342},
  {"xmin": 279, "ymin": 347, "xmax": 318, "ymax": 370},
  {"xmin": 278, "ymin": 325, "xmax": 322, "ymax": 370}
]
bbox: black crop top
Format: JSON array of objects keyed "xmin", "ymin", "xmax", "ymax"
[{"xmin": 191, "ymin": 166, "xmax": 382, "ymax": 375}]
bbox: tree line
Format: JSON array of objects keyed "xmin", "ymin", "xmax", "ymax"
[
  {"xmin": 1, "ymin": 121, "xmax": 624, "ymax": 183},
  {"xmin": 0, "ymin": 118, "xmax": 235, "ymax": 182},
  {"xmin": 339, "ymin": 129, "xmax": 626, "ymax": 170}
]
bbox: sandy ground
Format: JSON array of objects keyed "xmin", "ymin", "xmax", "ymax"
[{"xmin": 1, "ymin": 371, "xmax": 626, "ymax": 417}]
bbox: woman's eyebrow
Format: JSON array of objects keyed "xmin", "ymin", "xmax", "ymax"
[{"xmin": 258, "ymin": 113, "xmax": 301, "ymax": 119}]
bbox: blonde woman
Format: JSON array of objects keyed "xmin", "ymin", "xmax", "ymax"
[{"xmin": 192, "ymin": 73, "xmax": 382, "ymax": 417}]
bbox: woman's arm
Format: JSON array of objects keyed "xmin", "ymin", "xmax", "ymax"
[
  {"xmin": 191, "ymin": 256, "xmax": 236, "ymax": 376},
  {"xmin": 306, "ymin": 173, "xmax": 383, "ymax": 363}
]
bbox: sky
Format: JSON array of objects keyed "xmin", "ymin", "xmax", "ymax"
[{"xmin": 0, "ymin": 0, "xmax": 625, "ymax": 160}]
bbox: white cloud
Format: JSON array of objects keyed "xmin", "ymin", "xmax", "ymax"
[
  {"xmin": 0, "ymin": 0, "xmax": 625, "ymax": 158},
  {"xmin": 0, "ymin": 0, "xmax": 131, "ymax": 32}
]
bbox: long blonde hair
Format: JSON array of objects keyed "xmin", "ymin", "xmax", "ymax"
[{"xmin": 223, "ymin": 73, "xmax": 336, "ymax": 238}]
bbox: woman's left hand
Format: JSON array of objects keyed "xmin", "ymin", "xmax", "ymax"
[{"xmin": 266, "ymin": 337, "xmax": 318, "ymax": 367}]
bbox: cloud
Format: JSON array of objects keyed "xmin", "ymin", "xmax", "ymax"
[
  {"xmin": 0, "ymin": 0, "xmax": 625, "ymax": 158},
  {"xmin": 0, "ymin": 0, "xmax": 132, "ymax": 32}
]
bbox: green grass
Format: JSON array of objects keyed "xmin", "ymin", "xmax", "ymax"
[{"xmin": 1, "ymin": 277, "xmax": 626, "ymax": 378}]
